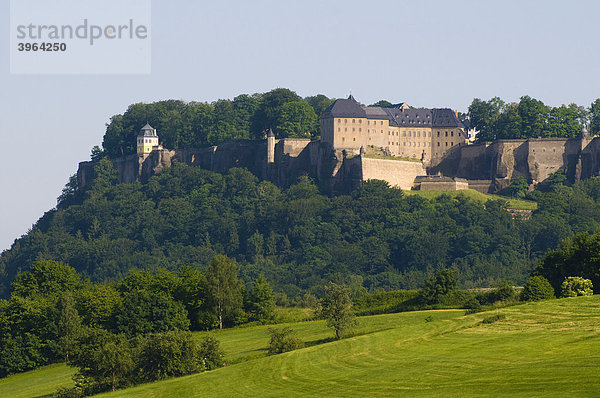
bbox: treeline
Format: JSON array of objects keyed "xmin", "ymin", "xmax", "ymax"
[
  {"xmin": 101, "ymin": 89, "xmax": 333, "ymax": 157},
  {"xmin": 5, "ymin": 159, "xmax": 600, "ymax": 300},
  {"xmin": 0, "ymin": 256, "xmax": 273, "ymax": 379},
  {"xmin": 468, "ymin": 96, "xmax": 600, "ymax": 141}
]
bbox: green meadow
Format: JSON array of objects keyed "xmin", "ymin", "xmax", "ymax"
[
  {"xmin": 3, "ymin": 296, "xmax": 599, "ymax": 397},
  {"xmin": 404, "ymin": 188, "xmax": 538, "ymax": 210}
]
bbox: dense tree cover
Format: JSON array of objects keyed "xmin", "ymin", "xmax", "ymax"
[
  {"xmin": 64, "ymin": 330, "xmax": 223, "ymax": 395},
  {"xmin": 468, "ymin": 96, "xmax": 596, "ymax": 141},
  {"xmin": 535, "ymin": 228, "xmax": 600, "ymax": 295},
  {"xmin": 0, "ymin": 258, "xmax": 259, "ymax": 377},
  {"xmin": 100, "ymin": 89, "xmax": 333, "ymax": 157},
  {"xmin": 7, "ymin": 160, "xmax": 600, "ymax": 303}
]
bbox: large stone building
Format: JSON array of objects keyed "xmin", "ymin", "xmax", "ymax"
[
  {"xmin": 79, "ymin": 96, "xmax": 600, "ymax": 195},
  {"xmin": 320, "ymin": 95, "xmax": 468, "ymax": 164}
]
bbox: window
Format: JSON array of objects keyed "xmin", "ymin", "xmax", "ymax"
[
  {"xmin": 338, "ymin": 128, "xmax": 340, "ymax": 132},
  {"xmin": 345, "ymin": 128, "xmax": 347, "ymax": 132},
  {"xmin": 342, "ymin": 137, "xmax": 345, "ymax": 142},
  {"xmin": 451, "ymin": 142, "xmax": 454, "ymax": 146},
  {"xmin": 445, "ymin": 142, "xmax": 448, "ymax": 147},
  {"xmin": 353, "ymin": 138, "xmax": 356, "ymax": 141},
  {"xmin": 437, "ymin": 142, "xmax": 440, "ymax": 146},
  {"xmin": 437, "ymin": 131, "xmax": 440, "ymax": 137},
  {"xmin": 352, "ymin": 119, "xmax": 355, "ymax": 123},
  {"xmin": 380, "ymin": 121, "xmax": 383, "ymax": 125},
  {"xmin": 345, "ymin": 119, "xmax": 347, "ymax": 124},
  {"xmin": 359, "ymin": 128, "xmax": 362, "ymax": 132},
  {"xmin": 408, "ymin": 132, "xmax": 411, "ymax": 137},
  {"xmin": 445, "ymin": 131, "xmax": 448, "ymax": 137},
  {"xmin": 359, "ymin": 120, "xmax": 362, "ymax": 124},
  {"xmin": 352, "ymin": 128, "xmax": 355, "ymax": 132},
  {"xmin": 403, "ymin": 132, "xmax": 406, "ymax": 136},
  {"xmin": 451, "ymin": 131, "xmax": 454, "ymax": 137},
  {"xmin": 417, "ymin": 131, "xmax": 420, "ymax": 137},
  {"xmin": 458, "ymin": 132, "xmax": 461, "ymax": 137},
  {"xmin": 338, "ymin": 119, "xmax": 341, "ymax": 123},
  {"xmin": 403, "ymin": 142, "xmax": 406, "ymax": 146},
  {"xmin": 417, "ymin": 142, "xmax": 420, "ymax": 147}
]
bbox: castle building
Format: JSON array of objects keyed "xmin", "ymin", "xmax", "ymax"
[
  {"xmin": 137, "ymin": 123, "xmax": 161, "ymax": 155},
  {"xmin": 320, "ymin": 95, "xmax": 468, "ymax": 164}
]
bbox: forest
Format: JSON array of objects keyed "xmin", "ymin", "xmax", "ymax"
[{"xmin": 3, "ymin": 156, "xmax": 600, "ymax": 301}]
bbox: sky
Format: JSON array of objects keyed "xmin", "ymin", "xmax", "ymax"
[{"xmin": 1, "ymin": 0, "xmax": 599, "ymax": 252}]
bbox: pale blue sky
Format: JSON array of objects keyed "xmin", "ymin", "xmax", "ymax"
[{"xmin": 1, "ymin": 0, "xmax": 599, "ymax": 251}]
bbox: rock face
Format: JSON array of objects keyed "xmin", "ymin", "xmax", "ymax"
[
  {"xmin": 429, "ymin": 137, "xmax": 600, "ymax": 192},
  {"xmin": 78, "ymin": 139, "xmax": 345, "ymax": 193},
  {"xmin": 78, "ymin": 136, "xmax": 600, "ymax": 195}
]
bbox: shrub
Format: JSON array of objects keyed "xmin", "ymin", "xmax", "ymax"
[
  {"xmin": 560, "ymin": 277, "xmax": 594, "ymax": 297},
  {"xmin": 267, "ymin": 327, "xmax": 303, "ymax": 355},
  {"xmin": 481, "ymin": 314, "xmax": 506, "ymax": 324},
  {"xmin": 198, "ymin": 335, "xmax": 225, "ymax": 370},
  {"xmin": 487, "ymin": 281, "xmax": 517, "ymax": 303},
  {"xmin": 521, "ymin": 276, "xmax": 555, "ymax": 301},
  {"xmin": 137, "ymin": 331, "xmax": 199, "ymax": 381}
]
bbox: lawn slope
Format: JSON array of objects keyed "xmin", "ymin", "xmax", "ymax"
[
  {"xmin": 102, "ymin": 296, "xmax": 600, "ymax": 397},
  {"xmin": 404, "ymin": 189, "xmax": 538, "ymax": 210}
]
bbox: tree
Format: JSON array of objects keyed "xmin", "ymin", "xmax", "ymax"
[
  {"xmin": 521, "ymin": 276, "xmax": 555, "ymax": 301},
  {"xmin": 71, "ymin": 329, "xmax": 134, "ymax": 393},
  {"xmin": 205, "ymin": 255, "xmax": 243, "ymax": 329},
  {"xmin": 138, "ymin": 331, "xmax": 200, "ymax": 381},
  {"xmin": 319, "ymin": 283, "xmax": 357, "ymax": 339},
  {"xmin": 274, "ymin": 101, "xmax": 318, "ymax": 138},
  {"xmin": 420, "ymin": 269, "xmax": 458, "ymax": 304},
  {"xmin": 58, "ymin": 292, "xmax": 82, "ymax": 362},
  {"xmin": 198, "ymin": 335, "xmax": 225, "ymax": 370},
  {"xmin": 111, "ymin": 290, "xmax": 190, "ymax": 337},
  {"xmin": 11, "ymin": 260, "xmax": 81, "ymax": 299},
  {"xmin": 267, "ymin": 327, "xmax": 303, "ymax": 355},
  {"xmin": 590, "ymin": 98, "xmax": 600, "ymax": 135},
  {"xmin": 507, "ymin": 176, "xmax": 528, "ymax": 198},
  {"xmin": 250, "ymin": 88, "xmax": 302, "ymax": 138},
  {"xmin": 560, "ymin": 276, "xmax": 593, "ymax": 297},
  {"xmin": 370, "ymin": 100, "xmax": 393, "ymax": 107},
  {"xmin": 246, "ymin": 274, "xmax": 275, "ymax": 324}
]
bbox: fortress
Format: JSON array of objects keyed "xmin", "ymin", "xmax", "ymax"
[{"xmin": 78, "ymin": 96, "xmax": 600, "ymax": 194}]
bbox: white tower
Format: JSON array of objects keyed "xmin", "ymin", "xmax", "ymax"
[{"xmin": 137, "ymin": 123, "xmax": 159, "ymax": 155}]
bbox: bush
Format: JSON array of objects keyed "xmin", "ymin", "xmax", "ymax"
[
  {"xmin": 198, "ymin": 335, "xmax": 225, "ymax": 370},
  {"xmin": 521, "ymin": 276, "xmax": 555, "ymax": 301},
  {"xmin": 560, "ymin": 277, "xmax": 594, "ymax": 297},
  {"xmin": 137, "ymin": 331, "xmax": 199, "ymax": 381},
  {"xmin": 481, "ymin": 314, "xmax": 506, "ymax": 324},
  {"xmin": 487, "ymin": 281, "xmax": 517, "ymax": 303},
  {"xmin": 267, "ymin": 327, "xmax": 303, "ymax": 355}
]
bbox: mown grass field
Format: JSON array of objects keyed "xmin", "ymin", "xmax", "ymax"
[
  {"xmin": 404, "ymin": 189, "xmax": 538, "ymax": 210},
  {"xmin": 0, "ymin": 363, "xmax": 75, "ymax": 398},
  {"xmin": 4, "ymin": 297, "xmax": 599, "ymax": 397},
  {"xmin": 102, "ymin": 296, "xmax": 599, "ymax": 397}
]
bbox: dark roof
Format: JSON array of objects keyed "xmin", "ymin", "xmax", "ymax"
[
  {"xmin": 322, "ymin": 96, "xmax": 366, "ymax": 118},
  {"xmin": 322, "ymin": 97, "xmax": 465, "ymax": 129},
  {"xmin": 432, "ymin": 108, "xmax": 464, "ymax": 128},
  {"xmin": 385, "ymin": 108, "xmax": 433, "ymax": 127},
  {"xmin": 139, "ymin": 123, "xmax": 158, "ymax": 137}
]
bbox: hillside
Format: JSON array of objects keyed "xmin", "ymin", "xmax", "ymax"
[
  {"xmin": 6, "ymin": 296, "xmax": 596, "ymax": 397},
  {"xmin": 4, "ymin": 160, "xmax": 600, "ymax": 300},
  {"xmin": 102, "ymin": 296, "xmax": 600, "ymax": 397}
]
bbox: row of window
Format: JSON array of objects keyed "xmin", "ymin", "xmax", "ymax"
[
  {"xmin": 389, "ymin": 142, "xmax": 431, "ymax": 147},
  {"xmin": 337, "ymin": 118, "xmax": 386, "ymax": 126}
]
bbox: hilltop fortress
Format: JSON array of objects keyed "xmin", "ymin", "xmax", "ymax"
[{"xmin": 78, "ymin": 96, "xmax": 600, "ymax": 194}]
